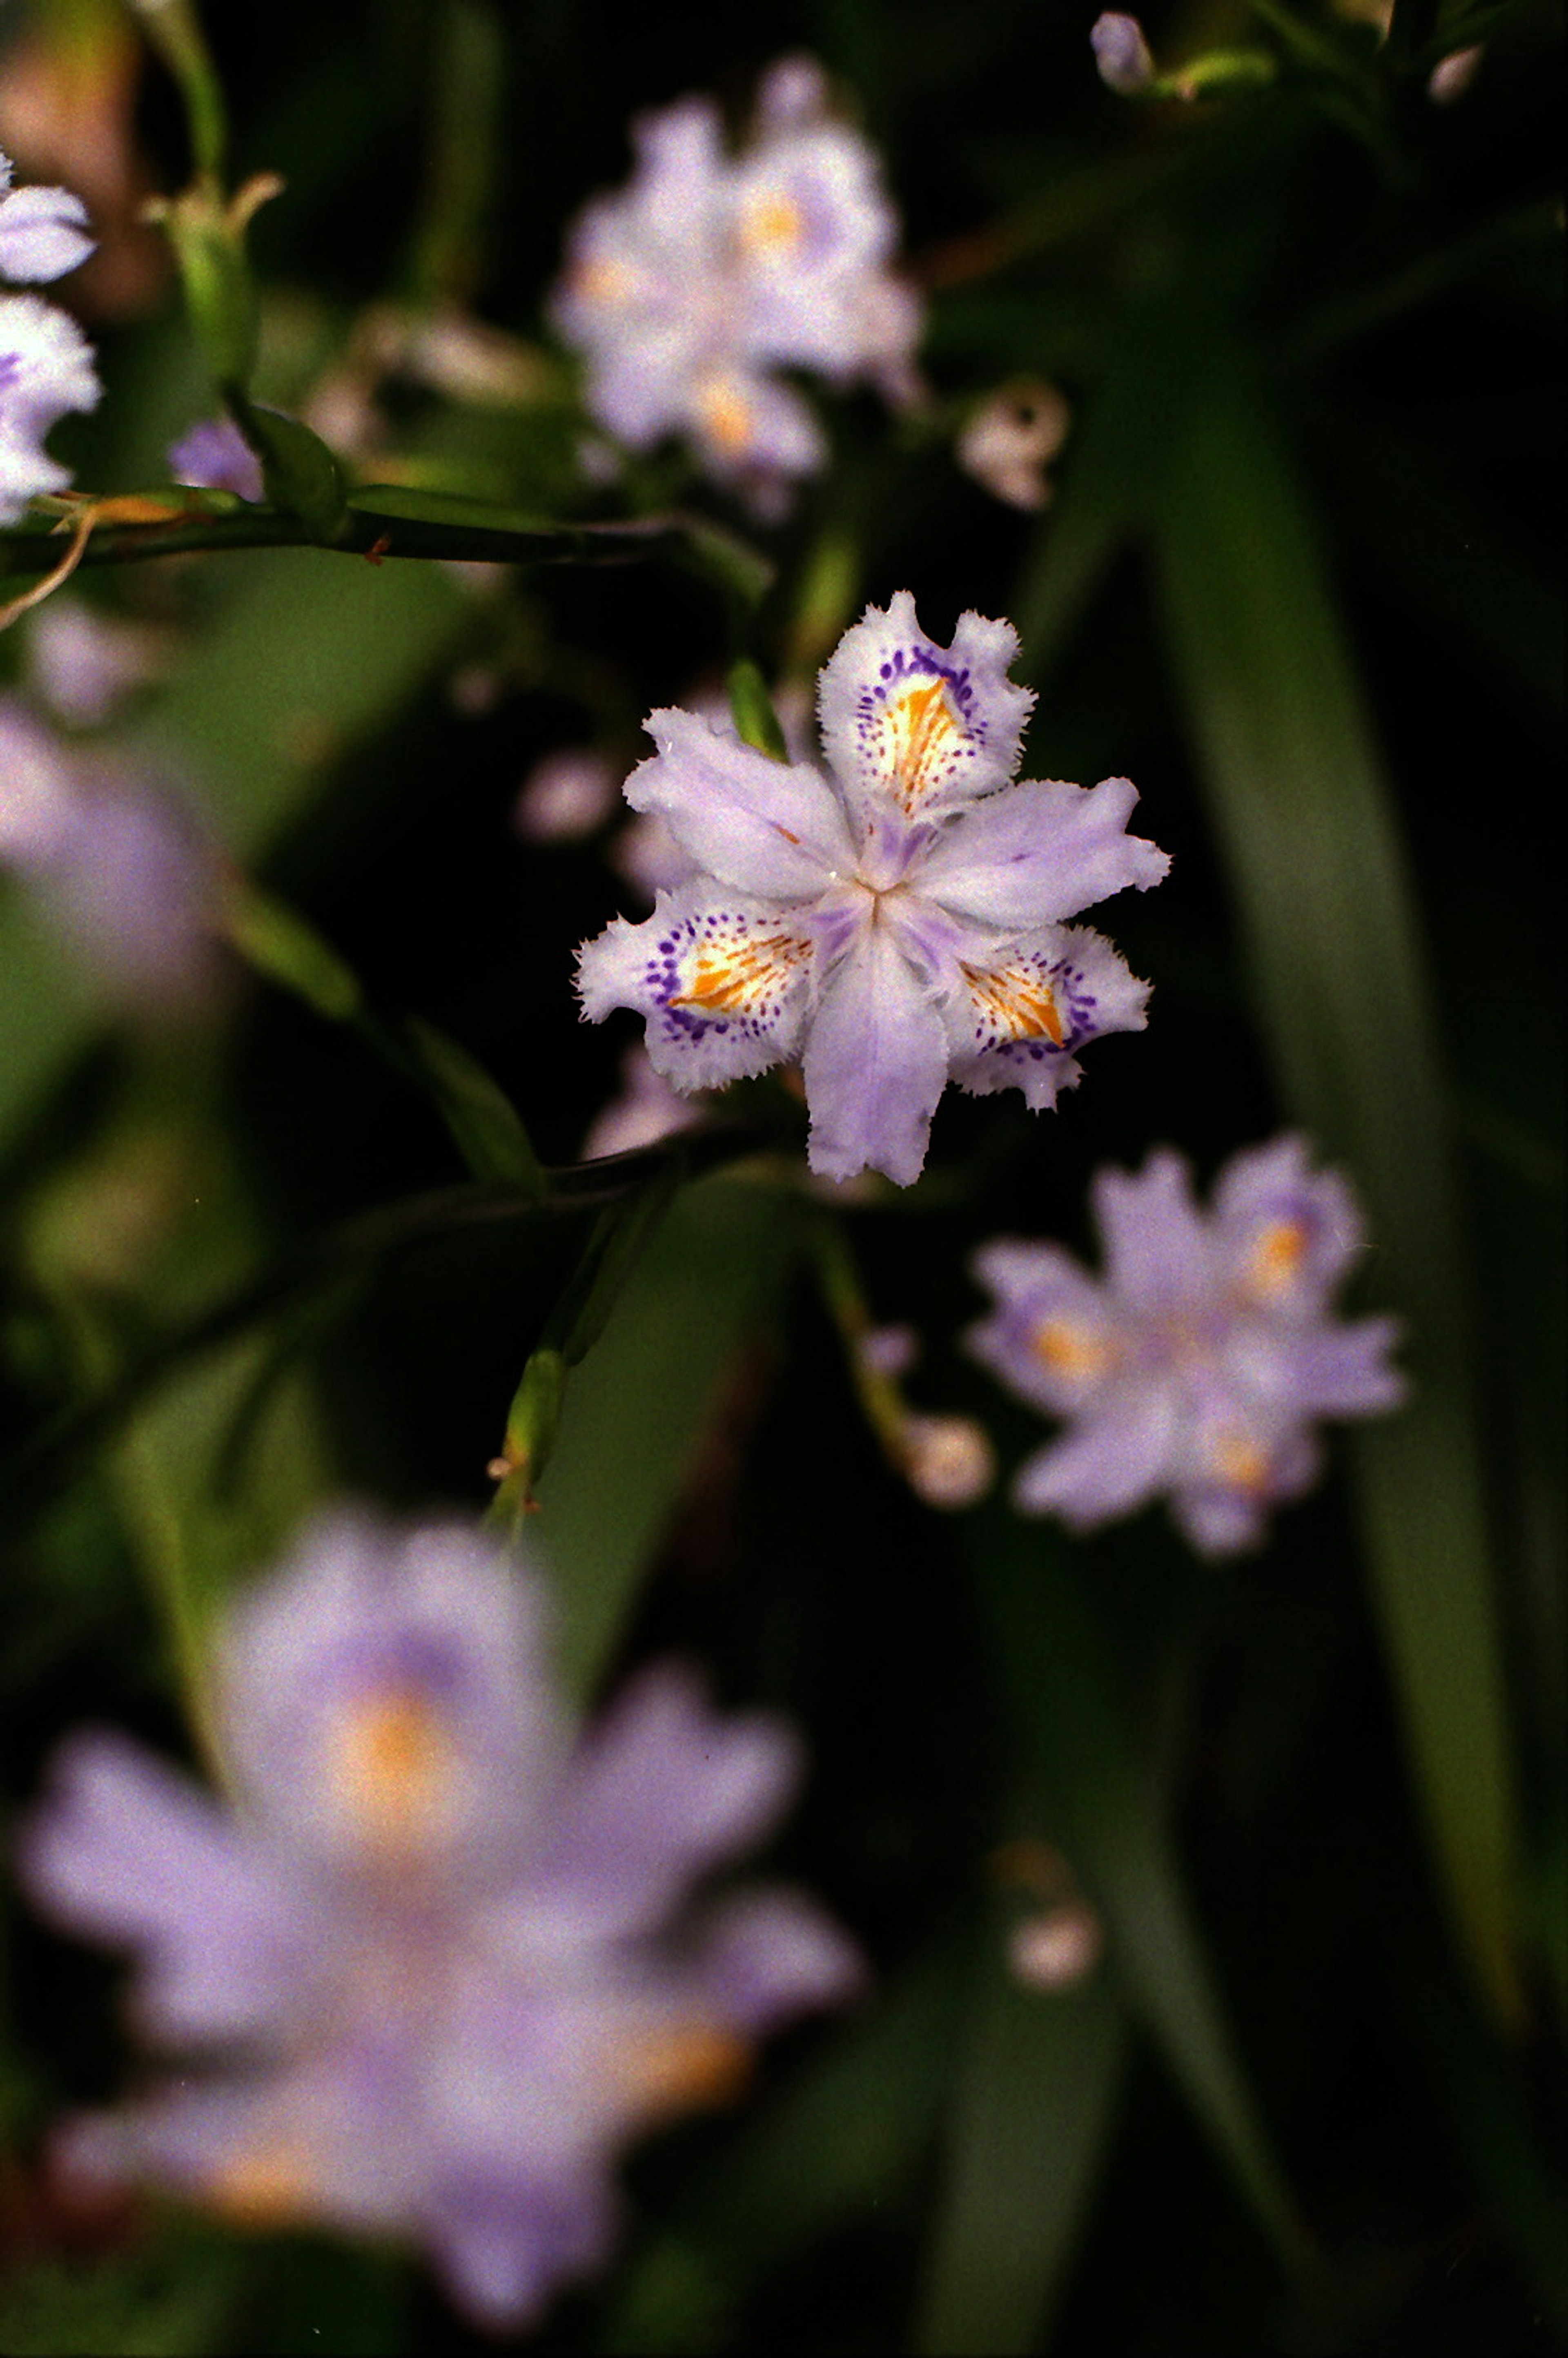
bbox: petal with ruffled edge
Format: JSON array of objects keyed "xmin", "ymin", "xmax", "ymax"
[
  {"xmin": 802, "ymin": 916, "xmax": 951, "ymax": 1184},
  {"xmin": 915, "ymin": 776, "xmax": 1170, "ymax": 931},
  {"xmin": 1013, "ymin": 1379, "xmax": 1179, "ymax": 1528},
  {"xmin": 1091, "ymin": 1150, "xmax": 1217, "ymax": 1315},
  {"xmin": 685, "ymin": 366, "xmax": 827, "ymax": 484},
  {"xmin": 577, "ymin": 886, "xmax": 814, "ymax": 1093},
  {"xmin": 1212, "ymin": 1132, "xmax": 1368, "ymax": 1314},
  {"xmin": 429, "ymin": 2166, "xmax": 619, "ymax": 2329},
  {"xmin": 967, "ymin": 1237, "xmax": 1123, "ymax": 1416},
  {"xmin": 527, "ymin": 1663, "xmax": 803, "ymax": 1944},
  {"xmin": 944, "ymin": 923, "xmax": 1150, "ymax": 1111},
  {"xmin": 18, "ymin": 1732, "xmax": 311, "ymax": 2044},
  {"xmin": 1232, "ymin": 1316, "xmax": 1406, "ymax": 1418},
  {"xmin": 0, "ymin": 184, "xmax": 95, "ymax": 283},
  {"xmin": 626, "ymin": 710, "xmax": 853, "ymax": 898},
  {"xmin": 817, "ymin": 593, "xmax": 1035, "ymax": 828}
]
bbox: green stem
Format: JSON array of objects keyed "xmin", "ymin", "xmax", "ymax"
[{"xmin": 124, "ymin": 0, "xmax": 228, "ymax": 180}]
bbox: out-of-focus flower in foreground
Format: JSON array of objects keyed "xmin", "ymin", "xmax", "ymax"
[
  {"xmin": 968, "ymin": 1135, "xmax": 1405, "ymax": 1555},
  {"xmin": 21, "ymin": 1515, "xmax": 860, "ymax": 2329},
  {"xmin": 577, "ymin": 593, "xmax": 1167, "ymax": 1185},
  {"xmin": 551, "ymin": 56, "xmax": 921, "ymax": 504},
  {"xmin": 0, "ymin": 697, "xmax": 218, "ymax": 1009},
  {"xmin": 24, "ymin": 596, "xmax": 172, "ymax": 727}
]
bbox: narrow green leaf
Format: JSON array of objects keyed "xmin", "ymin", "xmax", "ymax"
[
  {"xmin": 1151, "ymin": 352, "xmax": 1523, "ymax": 2027},
  {"xmin": 232, "ymin": 401, "xmax": 347, "ymax": 542},
  {"xmin": 726, "ymin": 658, "xmax": 789, "ymax": 760},
  {"xmin": 913, "ymin": 1940, "xmax": 1129, "ymax": 2356},
  {"xmin": 967, "ymin": 1516, "xmax": 1309, "ymax": 2267},
  {"xmin": 535, "ymin": 1177, "xmax": 796, "ymax": 1702},
  {"xmin": 600, "ymin": 1939, "xmax": 964, "ymax": 2354},
  {"xmin": 400, "ymin": 1015, "xmax": 547, "ymax": 1195}
]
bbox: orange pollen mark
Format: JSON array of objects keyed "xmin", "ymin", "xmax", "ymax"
[
  {"xmin": 742, "ymin": 194, "xmax": 804, "ymax": 253},
  {"xmin": 1031, "ymin": 1319, "xmax": 1110, "ymax": 1381},
  {"xmin": 963, "ymin": 963, "xmax": 1064, "ymax": 1045},
  {"xmin": 697, "ymin": 381, "xmax": 754, "ymax": 455},
  {"xmin": 882, "ymin": 677, "xmax": 964, "ymax": 806},
  {"xmin": 1209, "ymin": 1431, "xmax": 1271, "ymax": 1495},
  {"xmin": 670, "ymin": 936, "xmax": 799, "ymax": 1016},
  {"xmin": 207, "ymin": 2140, "xmax": 312, "ymax": 2229},
  {"xmin": 330, "ymin": 1686, "xmax": 452, "ymax": 1850},
  {"xmin": 1247, "ymin": 1220, "xmax": 1307, "ymax": 1295},
  {"xmin": 619, "ymin": 2024, "xmax": 753, "ymax": 2129},
  {"xmin": 575, "ymin": 259, "xmax": 631, "ymax": 305}
]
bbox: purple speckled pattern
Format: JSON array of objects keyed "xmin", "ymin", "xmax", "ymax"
[
  {"xmin": 576, "ymin": 592, "xmax": 1169, "ymax": 1184},
  {"xmin": 550, "ymin": 56, "xmax": 921, "ymax": 500},
  {"xmin": 967, "ymin": 1135, "xmax": 1407, "ymax": 1555},
  {"xmin": 19, "ymin": 1513, "xmax": 861, "ymax": 2330}
]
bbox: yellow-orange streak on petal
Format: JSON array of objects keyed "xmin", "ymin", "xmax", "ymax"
[
  {"xmin": 740, "ymin": 194, "xmax": 804, "ymax": 254},
  {"xmin": 697, "ymin": 380, "xmax": 754, "ymax": 455},
  {"xmin": 1031, "ymin": 1319, "xmax": 1111, "ymax": 1382},
  {"xmin": 1245, "ymin": 1219, "xmax": 1307, "ymax": 1298},
  {"xmin": 877, "ymin": 678, "xmax": 967, "ymax": 812},
  {"xmin": 670, "ymin": 935, "xmax": 804, "ymax": 1017},
  {"xmin": 574, "ymin": 259, "xmax": 632, "ymax": 305},
  {"xmin": 329, "ymin": 1687, "xmax": 454, "ymax": 1853},
  {"xmin": 619, "ymin": 2024, "xmax": 754, "ymax": 2130},
  {"xmin": 207, "ymin": 2140, "xmax": 312, "ymax": 2229},
  {"xmin": 962, "ymin": 962, "xmax": 1065, "ymax": 1046},
  {"xmin": 1208, "ymin": 1430, "xmax": 1271, "ymax": 1495}
]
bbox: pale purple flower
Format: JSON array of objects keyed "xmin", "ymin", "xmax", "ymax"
[
  {"xmin": 0, "ymin": 151, "xmax": 95, "ymax": 284},
  {"xmin": 550, "ymin": 57, "xmax": 921, "ymax": 499},
  {"xmin": 0, "ymin": 698, "xmax": 218, "ymax": 1009},
  {"xmin": 576, "ymin": 593, "xmax": 1168, "ymax": 1186},
  {"xmin": 20, "ymin": 1514, "xmax": 859, "ymax": 2329},
  {"xmin": 0, "ymin": 291, "xmax": 100, "ymax": 521},
  {"xmin": 968, "ymin": 1136, "xmax": 1405, "ymax": 1556},
  {"xmin": 1091, "ymin": 14, "xmax": 1157, "ymax": 94},
  {"xmin": 167, "ymin": 417, "xmax": 265, "ymax": 504},
  {"xmin": 25, "ymin": 598, "xmax": 170, "ymax": 728}
]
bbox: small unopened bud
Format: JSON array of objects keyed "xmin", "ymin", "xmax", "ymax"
[
  {"xmin": 858, "ymin": 1323, "xmax": 918, "ymax": 1380},
  {"xmin": 957, "ymin": 380, "xmax": 1071, "ymax": 513},
  {"xmin": 513, "ymin": 750, "xmax": 619, "ymax": 844},
  {"xmin": 1091, "ymin": 13, "xmax": 1156, "ymax": 95},
  {"xmin": 1008, "ymin": 1901, "xmax": 1104, "ymax": 1991},
  {"xmin": 1428, "ymin": 45, "xmax": 1482, "ymax": 103},
  {"xmin": 902, "ymin": 1413, "xmax": 994, "ymax": 1509}
]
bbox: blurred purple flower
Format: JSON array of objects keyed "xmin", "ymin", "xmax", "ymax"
[
  {"xmin": 968, "ymin": 1136, "xmax": 1406, "ymax": 1555},
  {"xmin": 550, "ymin": 56, "xmax": 921, "ymax": 502},
  {"xmin": 25, "ymin": 597, "xmax": 171, "ymax": 727},
  {"xmin": 0, "ymin": 697, "xmax": 218, "ymax": 1010},
  {"xmin": 167, "ymin": 417, "xmax": 265, "ymax": 504},
  {"xmin": 513, "ymin": 747, "xmax": 620, "ymax": 845},
  {"xmin": 20, "ymin": 1514, "xmax": 860, "ymax": 2329},
  {"xmin": 577, "ymin": 592, "xmax": 1167, "ymax": 1186},
  {"xmin": 0, "ymin": 149, "xmax": 95, "ymax": 283},
  {"xmin": 0, "ymin": 290, "xmax": 100, "ymax": 520}
]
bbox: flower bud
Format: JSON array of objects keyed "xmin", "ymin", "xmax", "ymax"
[{"xmin": 1091, "ymin": 13, "xmax": 1156, "ymax": 95}]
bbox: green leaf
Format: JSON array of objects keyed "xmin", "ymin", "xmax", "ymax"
[
  {"xmin": 232, "ymin": 401, "xmax": 347, "ymax": 542},
  {"xmin": 966, "ymin": 1515, "xmax": 1309, "ymax": 2268},
  {"xmin": 913, "ymin": 1937, "xmax": 1129, "ymax": 2356},
  {"xmin": 600, "ymin": 1939, "xmax": 965, "ymax": 2353},
  {"xmin": 1151, "ymin": 349, "xmax": 1524, "ymax": 2028},
  {"xmin": 400, "ymin": 1016, "xmax": 547, "ymax": 1195},
  {"xmin": 534, "ymin": 1177, "xmax": 797, "ymax": 1702},
  {"xmin": 726, "ymin": 658, "xmax": 789, "ymax": 760}
]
